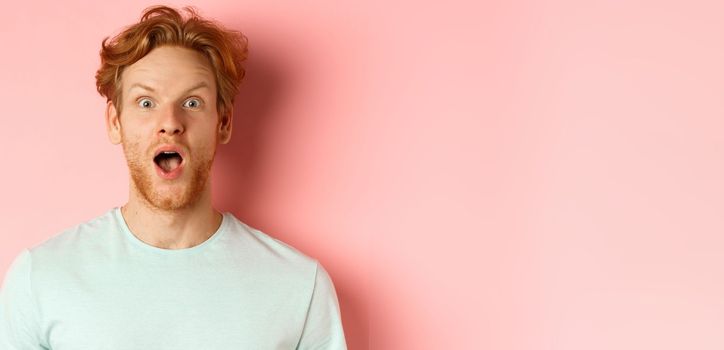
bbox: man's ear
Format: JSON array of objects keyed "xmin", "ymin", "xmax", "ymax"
[
  {"xmin": 218, "ymin": 110, "xmax": 233, "ymax": 144},
  {"xmin": 105, "ymin": 100, "xmax": 122, "ymax": 145}
]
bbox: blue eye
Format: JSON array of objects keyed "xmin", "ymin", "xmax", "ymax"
[
  {"xmin": 183, "ymin": 98, "xmax": 202, "ymax": 109},
  {"xmin": 138, "ymin": 98, "xmax": 154, "ymax": 108}
]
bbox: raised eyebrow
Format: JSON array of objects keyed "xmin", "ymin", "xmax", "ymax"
[
  {"xmin": 128, "ymin": 82, "xmax": 211, "ymax": 95},
  {"xmin": 128, "ymin": 83, "xmax": 155, "ymax": 93},
  {"xmin": 183, "ymin": 82, "xmax": 211, "ymax": 94}
]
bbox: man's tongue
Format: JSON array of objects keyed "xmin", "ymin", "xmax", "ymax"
[{"xmin": 159, "ymin": 156, "xmax": 181, "ymax": 173}]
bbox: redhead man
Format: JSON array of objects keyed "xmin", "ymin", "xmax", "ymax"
[{"xmin": 0, "ymin": 5, "xmax": 346, "ymax": 349}]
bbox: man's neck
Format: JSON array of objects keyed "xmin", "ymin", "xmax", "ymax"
[{"xmin": 120, "ymin": 190, "xmax": 223, "ymax": 250}]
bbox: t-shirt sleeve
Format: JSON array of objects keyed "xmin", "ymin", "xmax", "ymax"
[
  {"xmin": 0, "ymin": 249, "xmax": 45, "ymax": 349},
  {"xmin": 296, "ymin": 262, "xmax": 347, "ymax": 350}
]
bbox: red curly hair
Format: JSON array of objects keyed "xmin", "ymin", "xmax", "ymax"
[{"xmin": 95, "ymin": 5, "xmax": 248, "ymax": 119}]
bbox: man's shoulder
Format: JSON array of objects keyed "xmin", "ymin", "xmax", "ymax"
[
  {"xmin": 28, "ymin": 208, "xmax": 117, "ymax": 258},
  {"xmin": 223, "ymin": 214, "xmax": 320, "ymax": 270},
  {"xmin": 22, "ymin": 209, "xmax": 322, "ymax": 279}
]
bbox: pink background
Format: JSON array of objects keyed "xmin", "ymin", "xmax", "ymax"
[{"xmin": 2, "ymin": 0, "xmax": 724, "ymax": 349}]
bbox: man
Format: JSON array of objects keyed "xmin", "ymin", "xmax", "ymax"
[{"xmin": 0, "ymin": 5, "xmax": 346, "ymax": 349}]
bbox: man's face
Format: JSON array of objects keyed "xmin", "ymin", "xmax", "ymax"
[{"xmin": 106, "ymin": 45, "xmax": 230, "ymax": 211}]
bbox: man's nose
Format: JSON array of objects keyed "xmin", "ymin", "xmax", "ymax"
[{"xmin": 158, "ymin": 104, "xmax": 185, "ymax": 136}]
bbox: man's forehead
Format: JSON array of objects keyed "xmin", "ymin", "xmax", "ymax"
[
  {"xmin": 124, "ymin": 64, "xmax": 214, "ymax": 82},
  {"xmin": 128, "ymin": 46, "xmax": 212, "ymax": 69},
  {"xmin": 128, "ymin": 63, "xmax": 213, "ymax": 76},
  {"xmin": 122, "ymin": 47, "xmax": 215, "ymax": 88}
]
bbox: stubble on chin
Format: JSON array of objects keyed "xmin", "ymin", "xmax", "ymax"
[{"xmin": 122, "ymin": 140, "xmax": 215, "ymax": 212}]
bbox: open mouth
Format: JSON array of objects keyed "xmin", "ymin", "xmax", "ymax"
[{"xmin": 153, "ymin": 151, "xmax": 183, "ymax": 173}]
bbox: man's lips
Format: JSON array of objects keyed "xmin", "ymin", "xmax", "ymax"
[
  {"xmin": 152, "ymin": 144, "xmax": 186, "ymax": 180},
  {"xmin": 153, "ymin": 145, "xmax": 186, "ymax": 159}
]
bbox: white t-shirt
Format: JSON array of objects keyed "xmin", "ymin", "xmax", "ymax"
[{"xmin": 0, "ymin": 207, "xmax": 347, "ymax": 349}]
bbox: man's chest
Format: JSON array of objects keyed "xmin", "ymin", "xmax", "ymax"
[{"xmin": 37, "ymin": 267, "xmax": 310, "ymax": 350}]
